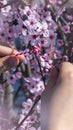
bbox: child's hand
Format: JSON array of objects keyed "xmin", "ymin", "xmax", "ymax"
[{"xmin": 0, "ymin": 41, "xmax": 25, "ymax": 72}]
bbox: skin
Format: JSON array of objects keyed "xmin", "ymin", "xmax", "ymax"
[
  {"xmin": 41, "ymin": 62, "xmax": 73, "ymax": 130},
  {"xmin": 0, "ymin": 41, "xmax": 25, "ymax": 71}
]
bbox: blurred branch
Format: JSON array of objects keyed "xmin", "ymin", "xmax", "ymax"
[
  {"xmin": 50, "ymin": 6, "xmax": 69, "ymax": 56},
  {"xmin": 25, "ymin": 61, "xmax": 32, "ymax": 77},
  {"xmin": 62, "ymin": 0, "xmax": 73, "ymax": 7},
  {"xmin": 63, "ymin": 0, "xmax": 69, "ymax": 5},
  {"xmin": 0, "ymin": 0, "xmax": 31, "ymax": 9},
  {"xmin": 0, "ymin": 0, "xmax": 18, "ymax": 9}
]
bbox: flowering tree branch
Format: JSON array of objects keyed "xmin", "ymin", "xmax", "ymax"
[
  {"xmin": 15, "ymin": 95, "xmax": 41, "ymax": 130},
  {"xmin": 34, "ymin": 54, "xmax": 46, "ymax": 87},
  {"xmin": 0, "ymin": 0, "xmax": 73, "ymax": 129}
]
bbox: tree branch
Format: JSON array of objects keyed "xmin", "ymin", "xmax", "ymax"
[{"xmin": 15, "ymin": 95, "xmax": 41, "ymax": 130}]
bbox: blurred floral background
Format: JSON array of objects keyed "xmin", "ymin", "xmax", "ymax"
[{"xmin": 0, "ymin": 0, "xmax": 73, "ymax": 130}]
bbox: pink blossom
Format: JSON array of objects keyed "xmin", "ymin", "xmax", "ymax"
[
  {"xmin": 49, "ymin": 0, "xmax": 57, "ymax": 4},
  {"xmin": 62, "ymin": 24, "xmax": 70, "ymax": 34},
  {"xmin": 26, "ymin": 127, "xmax": 36, "ymax": 130},
  {"xmin": 15, "ymin": 72, "xmax": 22, "ymax": 79},
  {"xmin": 27, "ymin": 114, "xmax": 37, "ymax": 123},
  {"xmin": 49, "ymin": 30, "xmax": 57, "ymax": 44},
  {"xmin": 57, "ymin": 39, "xmax": 64, "ymax": 46},
  {"xmin": 66, "ymin": 15, "xmax": 73, "ymax": 21},
  {"xmin": 22, "ymin": 99, "xmax": 33, "ymax": 112},
  {"xmin": 23, "ymin": 6, "xmax": 32, "ymax": 16},
  {"xmin": 6, "ymin": 72, "xmax": 16, "ymax": 84}
]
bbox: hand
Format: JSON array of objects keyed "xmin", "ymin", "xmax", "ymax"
[
  {"xmin": 41, "ymin": 62, "xmax": 73, "ymax": 130},
  {"xmin": 0, "ymin": 41, "xmax": 25, "ymax": 72}
]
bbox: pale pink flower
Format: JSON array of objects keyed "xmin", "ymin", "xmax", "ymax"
[
  {"xmin": 16, "ymin": 72, "xmax": 22, "ymax": 79},
  {"xmin": 49, "ymin": 0, "xmax": 57, "ymax": 4},
  {"xmin": 54, "ymin": 50, "xmax": 62, "ymax": 59},
  {"xmin": 26, "ymin": 127, "xmax": 36, "ymax": 130},
  {"xmin": 27, "ymin": 114, "xmax": 37, "ymax": 123},
  {"xmin": 66, "ymin": 15, "xmax": 73, "ymax": 21},
  {"xmin": 49, "ymin": 30, "xmax": 57, "ymax": 44},
  {"xmin": 22, "ymin": 99, "xmax": 33, "ymax": 112},
  {"xmin": 6, "ymin": 73, "xmax": 16, "ymax": 84},
  {"xmin": 57, "ymin": 39, "xmax": 64, "ymax": 46},
  {"xmin": 23, "ymin": 6, "xmax": 32, "ymax": 16},
  {"xmin": 62, "ymin": 24, "xmax": 70, "ymax": 34},
  {"xmin": 49, "ymin": 21, "xmax": 58, "ymax": 31}
]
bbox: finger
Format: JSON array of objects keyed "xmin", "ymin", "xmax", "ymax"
[
  {"xmin": 13, "ymin": 51, "xmax": 25, "ymax": 62},
  {"xmin": 0, "ymin": 45, "xmax": 25, "ymax": 62},
  {"xmin": 59, "ymin": 62, "xmax": 73, "ymax": 72},
  {"xmin": 0, "ymin": 41, "xmax": 11, "ymax": 48},
  {"xmin": 58, "ymin": 62, "xmax": 73, "ymax": 81},
  {"xmin": 0, "ymin": 55, "xmax": 19, "ymax": 74},
  {"xmin": 0, "ymin": 45, "xmax": 15, "ymax": 57}
]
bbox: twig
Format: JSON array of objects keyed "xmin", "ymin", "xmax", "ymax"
[{"xmin": 34, "ymin": 54, "xmax": 46, "ymax": 87}]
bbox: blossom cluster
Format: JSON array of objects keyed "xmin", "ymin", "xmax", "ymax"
[{"xmin": 0, "ymin": 0, "xmax": 72, "ymax": 130}]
